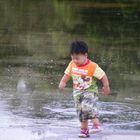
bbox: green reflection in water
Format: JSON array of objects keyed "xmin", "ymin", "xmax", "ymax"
[{"xmin": 0, "ymin": 0, "xmax": 139, "ymax": 101}]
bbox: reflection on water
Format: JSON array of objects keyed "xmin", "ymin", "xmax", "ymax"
[
  {"xmin": 0, "ymin": 0, "xmax": 140, "ymax": 139},
  {"xmin": 0, "ymin": 87, "xmax": 140, "ymax": 131}
]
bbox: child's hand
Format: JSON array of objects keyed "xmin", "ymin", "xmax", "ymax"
[
  {"xmin": 59, "ymin": 81, "xmax": 66, "ymax": 91},
  {"xmin": 102, "ymin": 86, "xmax": 110, "ymax": 96},
  {"xmin": 59, "ymin": 74, "xmax": 70, "ymax": 91}
]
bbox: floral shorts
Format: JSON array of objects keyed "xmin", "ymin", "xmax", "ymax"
[{"xmin": 74, "ymin": 92, "xmax": 99, "ymax": 122}]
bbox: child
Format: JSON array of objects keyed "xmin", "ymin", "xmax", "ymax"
[{"xmin": 59, "ymin": 41, "xmax": 110, "ymax": 138}]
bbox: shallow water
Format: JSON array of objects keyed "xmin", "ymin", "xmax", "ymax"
[
  {"xmin": 0, "ymin": 86, "xmax": 140, "ymax": 139},
  {"xmin": 0, "ymin": 83, "xmax": 140, "ymax": 129}
]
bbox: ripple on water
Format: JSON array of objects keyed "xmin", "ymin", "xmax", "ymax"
[{"xmin": 99, "ymin": 102, "xmax": 140, "ymax": 130}]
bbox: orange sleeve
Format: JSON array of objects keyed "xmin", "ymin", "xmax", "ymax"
[{"xmin": 64, "ymin": 61, "xmax": 73, "ymax": 76}]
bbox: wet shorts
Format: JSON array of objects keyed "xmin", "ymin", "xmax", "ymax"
[{"xmin": 74, "ymin": 92, "xmax": 99, "ymax": 122}]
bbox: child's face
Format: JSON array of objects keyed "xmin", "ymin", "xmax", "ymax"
[{"xmin": 71, "ymin": 53, "xmax": 88, "ymax": 66}]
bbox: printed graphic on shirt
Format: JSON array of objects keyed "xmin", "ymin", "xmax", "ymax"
[
  {"xmin": 72, "ymin": 67, "xmax": 88, "ymax": 75},
  {"xmin": 72, "ymin": 75, "xmax": 92, "ymax": 90},
  {"xmin": 64, "ymin": 60, "xmax": 105, "ymax": 94}
]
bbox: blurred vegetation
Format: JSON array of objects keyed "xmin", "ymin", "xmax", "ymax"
[{"xmin": 0, "ymin": 0, "xmax": 139, "ymax": 91}]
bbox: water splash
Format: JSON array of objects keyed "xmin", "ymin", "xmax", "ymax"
[{"xmin": 17, "ymin": 79, "xmax": 27, "ymax": 93}]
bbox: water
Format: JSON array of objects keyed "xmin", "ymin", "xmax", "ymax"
[{"xmin": 0, "ymin": 0, "xmax": 140, "ymax": 139}]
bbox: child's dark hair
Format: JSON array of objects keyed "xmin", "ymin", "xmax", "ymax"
[{"xmin": 70, "ymin": 41, "xmax": 88, "ymax": 54}]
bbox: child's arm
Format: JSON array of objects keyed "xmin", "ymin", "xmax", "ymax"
[
  {"xmin": 101, "ymin": 73, "xmax": 110, "ymax": 96},
  {"xmin": 59, "ymin": 74, "xmax": 71, "ymax": 90}
]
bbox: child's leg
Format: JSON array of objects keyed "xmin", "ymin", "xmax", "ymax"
[
  {"xmin": 81, "ymin": 120, "xmax": 88, "ymax": 129},
  {"xmin": 92, "ymin": 117, "xmax": 100, "ymax": 126},
  {"xmin": 74, "ymin": 94, "xmax": 90, "ymax": 137},
  {"xmin": 89, "ymin": 117, "xmax": 101, "ymax": 133},
  {"xmin": 79, "ymin": 120, "xmax": 89, "ymax": 138}
]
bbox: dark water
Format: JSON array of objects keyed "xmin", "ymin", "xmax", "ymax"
[{"xmin": 0, "ymin": 0, "xmax": 140, "ymax": 139}]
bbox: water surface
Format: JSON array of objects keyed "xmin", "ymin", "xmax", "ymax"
[{"xmin": 0, "ymin": 0, "xmax": 140, "ymax": 139}]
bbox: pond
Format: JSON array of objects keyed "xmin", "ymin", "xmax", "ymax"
[{"xmin": 0, "ymin": 0, "xmax": 140, "ymax": 139}]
